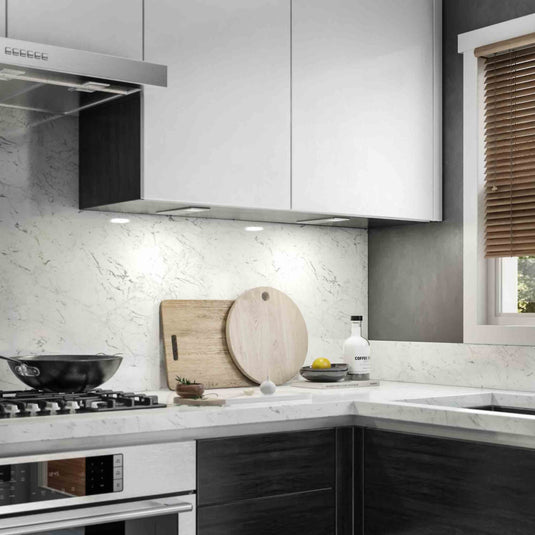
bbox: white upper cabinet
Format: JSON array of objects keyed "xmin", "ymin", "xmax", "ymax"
[
  {"xmin": 292, "ymin": 0, "xmax": 441, "ymax": 221},
  {"xmin": 6, "ymin": 0, "xmax": 143, "ymax": 59},
  {"xmin": 12, "ymin": 0, "xmax": 440, "ymax": 224},
  {"xmin": 142, "ymin": 0, "xmax": 291, "ymax": 210}
]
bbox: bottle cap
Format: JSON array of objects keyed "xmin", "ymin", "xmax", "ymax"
[{"xmin": 351, "ymin": 315, "xmax": 363, "ymax": 321}]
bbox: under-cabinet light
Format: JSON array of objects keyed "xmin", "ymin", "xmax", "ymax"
[
  {"xmin": 157, "ymin": 207, "xmax": 211, "ymax": 215},
  {"xmin": 297, "ymin": 217, "xmax": 350, "ymax": 224}
]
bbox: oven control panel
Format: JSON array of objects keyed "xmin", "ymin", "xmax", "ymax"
[{"xmin": 0, "ymin": 454, "xmax": 123, "ymax": 506}]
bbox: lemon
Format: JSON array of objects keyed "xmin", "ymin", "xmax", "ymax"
[{"xmin": 311, "ymin": 357, "xmax": 331, "ymax": 369}]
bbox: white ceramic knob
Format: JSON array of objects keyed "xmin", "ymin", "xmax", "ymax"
[{"xmin": 260, "ymin": 378, "xmax": 276, "ymax": 395}]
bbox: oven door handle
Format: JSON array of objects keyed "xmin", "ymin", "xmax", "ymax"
[{"xmin": 0, "ymin": 496, "xmax": 194, "ymax": 535}]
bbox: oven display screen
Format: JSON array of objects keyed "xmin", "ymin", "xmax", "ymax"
[{"xmin": 0, "ymin": 454, "xmax": 123, "ymax": 506}]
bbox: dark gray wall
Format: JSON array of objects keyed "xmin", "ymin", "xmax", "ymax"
[{"xmin": 369, "ymin": 0, "xmax": 535, "ymax": 343}]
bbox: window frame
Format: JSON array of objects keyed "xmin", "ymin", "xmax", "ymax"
[{"xmin": 460, "ymin": 14, "xmax": 535, "ymax": 345}]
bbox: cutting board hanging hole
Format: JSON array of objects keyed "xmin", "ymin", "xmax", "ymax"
[{"xmin": 262, "ymin": 291, "xmax": 270, "ymax": 301}]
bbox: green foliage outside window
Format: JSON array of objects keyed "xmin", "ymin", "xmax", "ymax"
[{"xmin": 518, "ymin": 257, "xmax": 535, "ymax": 313}]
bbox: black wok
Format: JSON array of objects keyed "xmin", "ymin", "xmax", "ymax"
[{"xmin": 0, "ymin": 354, "xmax": 123, "ymax": 393}]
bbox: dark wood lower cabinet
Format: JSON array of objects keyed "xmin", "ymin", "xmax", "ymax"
[
  {"xmin": 198, "ymin": 489, "xmax": 334, "ymax": 535},
  {"xmin": 362, "ymin": 429, "xmax": 535, "ymax": 535},
  {"xmin": 197, "ymin": 426, "xmax": 535, "ymax": 534},
  {"xmin": 197, "ymin": 428, "xmax": 354, "ymax": 535}
]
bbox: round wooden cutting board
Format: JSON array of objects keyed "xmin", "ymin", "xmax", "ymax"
[{"xmin": 225, "ymin": 287, "xmax": 308, "ymax": 385}]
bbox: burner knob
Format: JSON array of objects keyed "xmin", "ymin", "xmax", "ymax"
[
  {"xmin": 64, "ymin": 401, "xmax": 80, "ymax": 413},
  {"xmin": 26, "ymin": 403, "xmax": 40, "ymax": 415},
  {"xmin": 3, "ymin": 404, "xmax": 19, "ymax": 418},
  {"xmin": 45, "ymin": 401, "xmax": 60, "ymax": 413}
]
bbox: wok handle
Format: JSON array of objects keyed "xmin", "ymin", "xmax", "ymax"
[{"xmin": 0, "ymin": 355, "xmax": 40, "ymax": 377}]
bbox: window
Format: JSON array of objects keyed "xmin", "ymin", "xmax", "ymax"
[
  {"xmin": 500, "ymin": 257, "xmax": 535, "ymax": 314},
  {"xmin": 490, "ymin": 256, "xmax": 535, "ymax": 325},
  {"xmin": 460, "ymin": 15, "xmax": 535, "ymax": 344},
  {"xmin": 478, "ymin": 40, "xmax": 535, "ymax": 326}
]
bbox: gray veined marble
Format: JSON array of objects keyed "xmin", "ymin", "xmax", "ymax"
[
  {"xmin": 0, "ymin": 109, "xmax": 368, "ymax": 391},
  {"xmin": 4, "ymin": 382, "xmax": 535, "ymax": 456},
  {"xmin": 371, "ymin": 340, "xmax": 535, "ymax": 393}
]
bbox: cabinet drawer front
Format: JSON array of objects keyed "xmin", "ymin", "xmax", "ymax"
[
  {"xmin": 197, "ymin": 429, "xmax": 335, "ymax": 506},
  {"xmin": 364, "ymin": 429, "xmax": 535, "ymax": 534},
  {"xmin": 198, "ymin": 489, "xmax": 334, "ymax": 535}
]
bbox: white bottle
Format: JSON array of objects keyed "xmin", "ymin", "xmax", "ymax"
[{"xmin": 343, "ymin": 315, "xmax": 370, "ymax": 381}]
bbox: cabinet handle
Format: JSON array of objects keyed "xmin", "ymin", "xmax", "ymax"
[{"xmin": 0, "ymin": 496, "xmax": 193, "ymax": 534}]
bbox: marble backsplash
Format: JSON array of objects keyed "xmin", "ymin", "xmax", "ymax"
[
  {"xmin": 0, "ymin": 109, "xmax": 368, "ymax": 391},
  {"xmin": 371, "ymin": 341, "xmax": 535, "ymax": 392}
]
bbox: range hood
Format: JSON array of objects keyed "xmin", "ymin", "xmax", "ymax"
[{"xmin": 0, "ymin": 37, "xmax": 166, "ymax": 117}]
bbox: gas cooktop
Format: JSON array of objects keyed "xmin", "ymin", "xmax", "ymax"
[{"xmin": 0, "ymin": 389, "xmax": 166, "ymax": 418}]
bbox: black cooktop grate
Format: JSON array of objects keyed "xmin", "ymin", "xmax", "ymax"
[{"xmin": 0, "ymin": 389, "xmax": 166, "ymax": 418}]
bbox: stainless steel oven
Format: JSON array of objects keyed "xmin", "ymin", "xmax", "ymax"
[{"xmin": 0, "ymin": 442, "xmax": 196, "ymax": 535}]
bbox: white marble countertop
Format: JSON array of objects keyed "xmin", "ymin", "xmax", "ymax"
[{"xmin": 4, "ymin": 381, "xmax": 535, "ymax": 456}]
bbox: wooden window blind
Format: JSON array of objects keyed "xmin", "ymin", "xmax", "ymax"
[{"xmin": 483, "ymin": 42, "xmax": 535, "ymax": 257}]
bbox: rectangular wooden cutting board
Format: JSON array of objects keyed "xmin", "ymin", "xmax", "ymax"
[{"xmin": 160, "ymin": 300, "xmax": 253, "ymax": 390}]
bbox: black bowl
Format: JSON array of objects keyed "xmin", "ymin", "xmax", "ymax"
[{"xmin": 299, "ymin": 363, "xmax": 348, "ymax": 382}]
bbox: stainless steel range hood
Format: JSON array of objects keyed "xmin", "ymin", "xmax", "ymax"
[{"xmin": 0, "ymin": 37, "xmax": 166, "ymax": 116}]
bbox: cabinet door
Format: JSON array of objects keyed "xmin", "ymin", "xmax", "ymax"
[
  {"xmin": 363, "ymin": 429, "xmax": 535, "ymax": 534},
  {"xmin": 198, "ymin": 489, "xmax": 334, "ymax": 535},
  {"xmin": 292, "ymin": 0, "xmax": 440, "ymax": 221},
  {"xmin": 6, "ymin": 0, "xmax": 143, "ymax": 59},
  {"xmin": 143, "ymin": 0, "xmax": 291, "ymax": 210}
]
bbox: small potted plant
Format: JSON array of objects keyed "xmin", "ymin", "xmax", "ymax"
[{"xmin": 175, "ymin": 376, "xmax": 205, "ymax": 399}]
